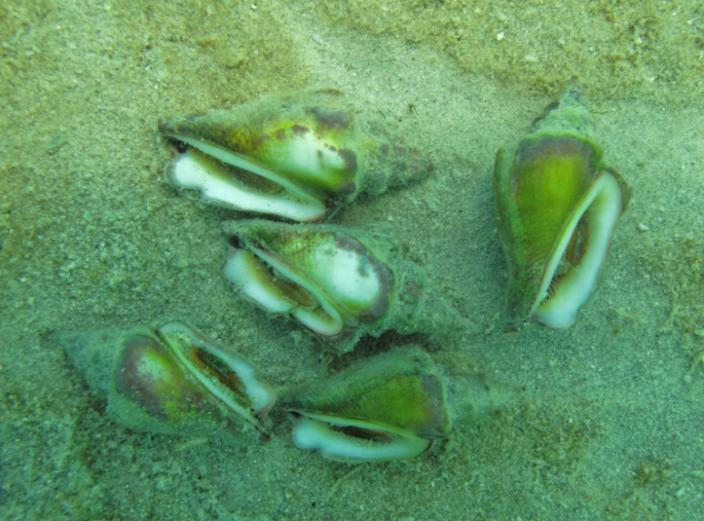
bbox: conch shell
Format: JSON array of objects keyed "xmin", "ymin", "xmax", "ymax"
[
  {"xmin": 57, "ymin": 321, "xmax": 277, "ymax": 436},
  {"xmin": 160, "ymin": 90, "xmax": 430, "ymax": 222},
  {"xmin": 494, "ymin": 89, "xmax": 630, "ymax": 329},
  {"xmin": 222, "ymin": 219, "xmax": 432, "ymax": 352},
  {"xmin": 282, "ymin": 347, "xmax": 450, "ymax": 462}
]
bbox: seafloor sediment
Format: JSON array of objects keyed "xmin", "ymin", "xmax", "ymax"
[{"xmin": 1, "ymin": 2, "xmax": 702, "ymax": 520}]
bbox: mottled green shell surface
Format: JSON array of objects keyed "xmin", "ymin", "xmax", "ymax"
[
  {"xmin": 494, "ymin": 89, "xmax": 630, "ymax": 328},
  {"xmin": 57, "ymin": 327, "xmax": 222, "ymax": 436},
  {"xmin": 223, "ymin": 219, "xmax": 437, "ymax": 352},
  {"xmin": 283, "ymin": 347, "xmax": 449, "ymax": 438},
  {"xmin": 160, "ymin": 90, "xmax": 431, "ymax": 220},
  {"xmin": 508, "ymin": 137, "xmax": 598, "ymax": 264},
  {"xmin": 56, "ymin": 323, "xmax": 275, "ymax": 437}
]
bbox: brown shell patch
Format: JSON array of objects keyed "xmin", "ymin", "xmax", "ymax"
[
  {"xmin": 115, "ymin": 335, "xmax": 175, "ymax": 419},
  {"xmin": 338, "ymin": 148, "xmax": 358, "ymax": 173},
  {"xmin": 306, "ymin": 107, "xmax": 351, "ymax": 129}
]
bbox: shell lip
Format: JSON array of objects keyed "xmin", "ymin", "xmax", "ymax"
[
  {"xmin": 222, "ymin": 244, "xmax": 345, "ymax": 338},
  {"xmin": 514, "ymin": 167, "xmax": 626, "ymax": 329},
  {"xmin": 282, "ymin": 348, "xmax": 448, "ymax": 460},
  {"xmin": 288, "ymin": 413, "xmax": 432, "ymax": 462},
  {"xmin": 156, "ymin": 321, "xmax": 277, "ymax": 434},
  {"xmin": 168, "ymin": 132, "xmax": 322, "ymax": 201},
  {"xmin": 250, "ymin": 237, "xmax": 378, "ymax": 324},
  {"xmin": 245, "ymin": 243, "xmax": 347, "ymax": 334},
  {"xmin": 529, "ymin": 168, "xmax": 626, "ymax": 328},
  {"xmin": 166, "ymin": 147, "xmax": 327, "ymax": 222},
  {"xmin": 286, "ymin": 410, "xmax": 426, "ymax": 441}
]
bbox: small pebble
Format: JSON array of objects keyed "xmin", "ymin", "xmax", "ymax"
[{"xmin": 637, "ymin": 222, "xmax": 650, "ymax": 232}]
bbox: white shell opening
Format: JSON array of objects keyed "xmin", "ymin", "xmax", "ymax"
[
  {"xmin": 251, "ymin": 246, "xmax": 346, "ymax": 335},
  {"xmin": 223, "ymin": 249, "xmax": 296, "ymax": 314},
  {"xmin": 292, "ymin": 308, "xmax": 344, "ymax": 336},
  {"xmin": 224, "ymin": 248, "xmax": 346, "ymax": 336},
  {"xmin": 168, "ymin": 148, "xmax": 325, "ymax": 222},
  {"xmin": 229, "ymin": 361, "xmax": 275, "ymax": 414},
  {"xmin": 533, "ymin": 171, "xmax": 624, "ymax": 328},
  {"xmin": 291, "ymin": 417, "xmax": 429, "ymax": 462}
]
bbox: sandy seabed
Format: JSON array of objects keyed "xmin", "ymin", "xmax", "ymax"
[{"xmin": 1, "ymin": 1, "xmax": 703, "ymax": 520}]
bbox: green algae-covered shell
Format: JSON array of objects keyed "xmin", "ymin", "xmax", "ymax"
[
  {"xmin": 494, "ymin": 89, "xmax": 630, "ymax": 329},
  {"xmin": 281, "ymin": 347, "xmax": 449, "ymax": 461},
  {"xmin": 58, "ymin": 326, "xmax": 220, "ymax": 436},
  {"xmin": 57, "ymin": 322, "xmax": 276, "ymax": 436},
  {"xmin": 283, "ymin": 347, "xmax": 449, "ymax": 439},
  {"xmin": 160, "ymin": 90, "xmax": 431, "ymax": 222},
  {"xmin": 223, "ymin": 219, "xmax": 433, "ymax": 352}
]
